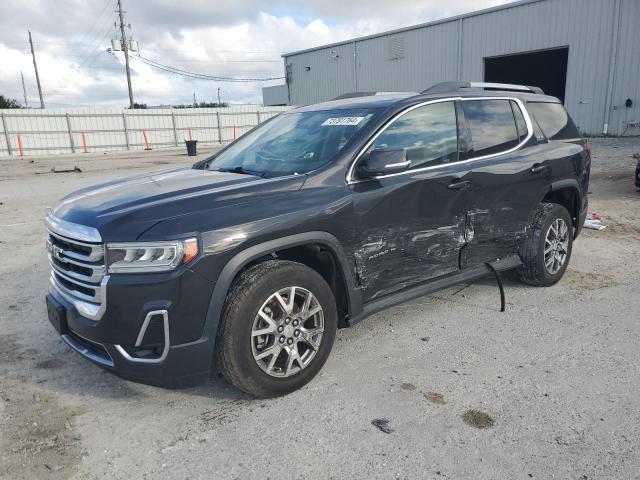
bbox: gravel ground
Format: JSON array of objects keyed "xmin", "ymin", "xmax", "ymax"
[{"xmin": 0, "ymin": 138, "xmax": 639, "ymax": 480}]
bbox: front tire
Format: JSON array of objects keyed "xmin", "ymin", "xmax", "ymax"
[
  {"xmin": 518, "ymin": 202, "xmax": 573, "ymax": 286},
  {"xmin": 216, "ymin": 260, "xmax": 337, "ymax": 397}
]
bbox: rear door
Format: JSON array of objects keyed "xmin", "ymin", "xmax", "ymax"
[
  {"xmin": 526, "ymin": 102, "xmax": 589, "ymax": 215},
  {"xmin": 349, "ymin": 100, "xmax": 471, "ymax": 302},
  {"xmin": 460, "ymin": 98, "xmax": 549, "ymax": 266}
]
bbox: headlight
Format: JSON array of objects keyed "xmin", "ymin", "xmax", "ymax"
[{"xmin": 106, "ymin": 238, "xmax": 198, "ymax": 273}]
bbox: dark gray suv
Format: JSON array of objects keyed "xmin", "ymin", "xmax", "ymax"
[{"xmin": 45, "ymin": 82, "xmax": 590, "ymax": 397}]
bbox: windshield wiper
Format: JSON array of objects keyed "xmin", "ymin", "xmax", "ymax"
[{"xmin": 215, "ymin": 166, "xmax": 265, "ymax": 177}]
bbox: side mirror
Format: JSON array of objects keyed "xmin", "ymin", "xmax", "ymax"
[{"xmin": 358, "ymin": 149, "xmax": 411, "ymax": 178}]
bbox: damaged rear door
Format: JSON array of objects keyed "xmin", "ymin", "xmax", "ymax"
[
  {"xmin": 349, "ymin": 100, "xmax": 470, "ymax": 301},
  {"xmin": 459, "ymin": 98, "xmax": 549, "ymax": 266}
]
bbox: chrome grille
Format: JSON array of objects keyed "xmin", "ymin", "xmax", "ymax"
[{"xmin": 46, "ymin": 215, "xmax": 107, "ymax": 321}]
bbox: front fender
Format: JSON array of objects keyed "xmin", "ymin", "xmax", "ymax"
[{"xmin": 200, "ymin": 231, "xmax": 363, "ymax": 362}]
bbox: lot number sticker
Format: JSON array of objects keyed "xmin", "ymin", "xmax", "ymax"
[{"xmin": 321, "ymin": 117, "xmax": 366, "ymax": 126}]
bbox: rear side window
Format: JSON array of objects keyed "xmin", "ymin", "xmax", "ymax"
[
  {"xmin": 461, "ymin": 99, "xmax": 519, "ymax": 157},
  {"xmin": 526, "ymin": 102, "xmax": 580, "ymax": 140},
  {"xmin": 371, "ymin": 101, "xmax": 458, "ymax": 169}
]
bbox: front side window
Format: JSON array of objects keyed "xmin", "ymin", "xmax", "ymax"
[
  {"xmin": 207, "ymin": 108, "xmax": 378, "ymax": 177},
  {"xmin": 462, "ymin": 99, "xmax": 519, "ymax": 157},
  {"xmin": 369, "ymin": 101, "xmax": 458, "ymax": 170}
]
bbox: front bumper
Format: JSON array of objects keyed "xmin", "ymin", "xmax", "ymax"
[{"xmin": 47, "ymin": 266, "xmax": 217, "ymax": 388}]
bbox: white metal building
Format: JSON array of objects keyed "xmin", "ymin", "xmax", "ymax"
[{"xmin": 277, "ymin": 0, "xmax": 640, "ymax": 136}]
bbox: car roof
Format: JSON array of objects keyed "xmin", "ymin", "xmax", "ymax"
[
  {"xmin": 292, "ymin": 93, "xmax": 418, "ymax": 112},
  {"xmin": 290, "ymin": 89, "xmax": 561, "ymax": 113}
]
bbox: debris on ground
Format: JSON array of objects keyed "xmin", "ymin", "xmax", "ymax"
[
  {"xmin": 50, "ymin": 166, "xmax": 82, "ymax": 173},
  {"xmin": 400, "ymin": 382, "xmax": 416, "ymax": 391},
  {"xmin": 462, "ymin": 410, "xmax": 495, "ymax": 429},
  {"xmin": 424, "ymin": 392, "xmax": 447, "ymax": 405},
  {"xmin": 584, "ymin": 213, "xmax": 607, "ymax": 230},
  {"xmin": 371, "ymin": 418, "xmax": 393, "ymax": 434}
]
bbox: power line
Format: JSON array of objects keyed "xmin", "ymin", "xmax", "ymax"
[
  {"xmin": 66, "ymin": 0, "xmax": 116, "ymax": 67},
  {"xmin": 142, "ymin": 56, "xmax": 282, "ymax": 64},
  {"xmin": 26, "ymin": 42, "xmax": 282, "ymax": 55},
  {"xmin": 132, "ymin": 54, "xmax": 285, "ymax": 82},
  {"xmin": 123, "ymin": 46, "xmax": 282, "ymax": 55}
]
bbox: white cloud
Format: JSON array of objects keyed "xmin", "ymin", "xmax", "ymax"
[{"xmin": 0, "ymin": 0, "xmax": 513, "ymax": 107}]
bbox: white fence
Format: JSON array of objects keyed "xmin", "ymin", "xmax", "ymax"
[{"xmin": 0, "ymin": 105, "xmax": 291, "ymax": 157}]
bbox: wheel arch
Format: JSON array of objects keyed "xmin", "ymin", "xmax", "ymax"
[
  {"xmin": 202, "ymin": 232, "xmax": 362, "ymax": 356},
  {"xmin": 542, "ymin": 179, "xmax": 582, "ymax": 229}
]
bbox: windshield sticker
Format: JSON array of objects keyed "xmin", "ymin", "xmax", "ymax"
[{"xmin": 321, "ymin": 116, "xmax": 366, "ymax": 126}]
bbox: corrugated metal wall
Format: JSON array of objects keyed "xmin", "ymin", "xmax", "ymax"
[
  {"xmin": 355, "ymin": 21, "xmax": 460, "ymax": 93},
  {"xmin": 288, "ymin": 43, "xmax": 357, "ymax": 105},
  {"xmin": 283, "ymin": 0, "xmax": 639, "ymax": 135},
  {"xmin": 0, "ymin": 105, "xmax": 290, "ymax": 157},
  {"xmin": 609, "ymin": 0, "xmax": 640, "ymax": 136}
]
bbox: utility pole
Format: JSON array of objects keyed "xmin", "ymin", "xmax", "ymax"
[
  {"xmin": 20, "ymin": 72, "xmax": 28, "ymax": 108},
  {"xmin": 28, "ymin": 31, "xmax": 44, "ymax": 108},
  {"xmin": 117, "ymin": 0, "xmax": 134, "ymax": 108},
  {"xmin": 193, "ymin": 92, "xmax": 197, "ymax": 107},
  {"xmin": 217, "ymin": 87, "xmax": 221, "ymax": 106}
]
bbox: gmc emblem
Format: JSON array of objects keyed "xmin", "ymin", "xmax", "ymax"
[{"xmin": 46, "ymin": 240, "xmax": 65, "ymax": 260}]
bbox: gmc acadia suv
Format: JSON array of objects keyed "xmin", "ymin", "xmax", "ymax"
[{"xmin": 45, "ymin": 82, "xmax": 590, "ymax": 397}]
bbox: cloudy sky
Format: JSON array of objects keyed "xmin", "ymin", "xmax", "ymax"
[{"xmin": 0, "ymin": 0, "xmax": 512, "ymax": 108}]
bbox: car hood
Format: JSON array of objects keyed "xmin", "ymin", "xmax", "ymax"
[{"xmin": 50, "ymin": 167, "xmax": 306, "ymax": 241}]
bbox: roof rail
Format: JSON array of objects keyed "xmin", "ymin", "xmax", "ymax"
[
  {"xmin": 422, "ymin": 81, "xmax": 544, "ymax": 95},
  {"xmin": 333, "ymin": 92, "xmax": 378, "ymax": 100},
  {"xmin": 332, "ymin": 91, "xmax": 418, "ymax": 101}
]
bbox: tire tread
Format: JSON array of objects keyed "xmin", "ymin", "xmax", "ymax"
[
  {"xmin": 215, "ymin": 260, "xmax": 335, "ymax": 397},
  {"xmin": 517, "ymin": 202, "xmax": 572, "ymax": 286}
]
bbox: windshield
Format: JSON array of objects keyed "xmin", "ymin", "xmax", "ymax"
[{"xmin": 207, "ymin": 108, "xmax": 379, "ymax": 177}]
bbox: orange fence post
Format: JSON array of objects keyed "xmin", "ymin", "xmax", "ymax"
[
  {"xmin": 81, "ymin": 131, "xmax": 88, "ymax": 153},
  {"xmin": 17, "ymin": 134, "xmax": 23, "ymax": 157},
  {"xmin": 188, "ymin": 128, "xmax": 192, "ymax": 140},
  {"xmin": 142, "ymin": 129, "xmax": 152, "ymax": 150}
]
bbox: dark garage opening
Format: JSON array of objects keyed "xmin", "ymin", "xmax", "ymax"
[{"xmin": 484, "ymin": 47, "xmax": 569, "ymax": 103}]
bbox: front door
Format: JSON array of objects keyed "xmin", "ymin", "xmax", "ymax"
[{"xmin": 349, "ymin": 101, "xmax": 470, "ymax": 302}]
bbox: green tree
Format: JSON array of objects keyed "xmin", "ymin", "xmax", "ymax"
[{"xmin": 0, "ymin": 95, "xmax": 22, "ymax": 109}]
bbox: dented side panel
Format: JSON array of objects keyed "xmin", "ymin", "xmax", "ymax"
[
  {"xmin": 350, "ymin": 166, "xmax": 470, "ymax": 301},
  {"xmin": 462, "ymin": 142, "xmax": 551, "ymax": 267}
]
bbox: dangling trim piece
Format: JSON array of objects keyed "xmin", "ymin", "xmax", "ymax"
[{"xmin": 485, "ymin": 262, "xmax": 506, "ymax": 312}]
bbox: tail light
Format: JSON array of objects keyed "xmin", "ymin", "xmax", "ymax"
[{"xmin": 583, "ymin": 142, "xmax": 592, "ymax": 157}]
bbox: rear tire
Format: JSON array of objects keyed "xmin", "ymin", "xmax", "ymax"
[
  {"xmin": 517, "ymin": 202, "xmax": 573, "ymax": 286},
  {"xmin": 215, "ymin": 260, "xmax": 337, "ymax": 397}
]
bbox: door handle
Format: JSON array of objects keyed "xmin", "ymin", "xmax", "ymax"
[
  {"xmin": 531, "ymin": 164, "xmax": 549, "ymax": 174},
  {"xmin": 447, "ymin": 179, "xmax": 471, "ymax": 190}
]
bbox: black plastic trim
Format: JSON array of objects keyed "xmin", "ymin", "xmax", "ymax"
[
  {"xmin": 201, "ymin": 231, "xmax": 363, "ymax": 347},
  {"xmin": 348, "ymin": 254, "xmax": 522, "ymax": 326}
]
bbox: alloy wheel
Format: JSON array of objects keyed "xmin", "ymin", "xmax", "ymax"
[
  {"xmin": 251, "ymin": 286, "xmax": 324, "ymax": 377},
  {"xmin": 544, "ymin": 217, "xmax": 570, "ymax": 275}
]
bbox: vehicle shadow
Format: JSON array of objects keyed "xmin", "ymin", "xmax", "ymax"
[{"xmin": 19, "ymin": 325, "xmax": 249, "ymax": 402}]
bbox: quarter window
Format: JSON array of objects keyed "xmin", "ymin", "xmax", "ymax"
[
  {"xmin": 527, "ymin": 102, "xmax": 580, "ymax": 140},
  {"xmin": 369, "ymin": 101, "xmax": 458, "ymax": 170},
  {"xmin": 462, "ymin": 99, "xmax": 519, "ymax": 157}
]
